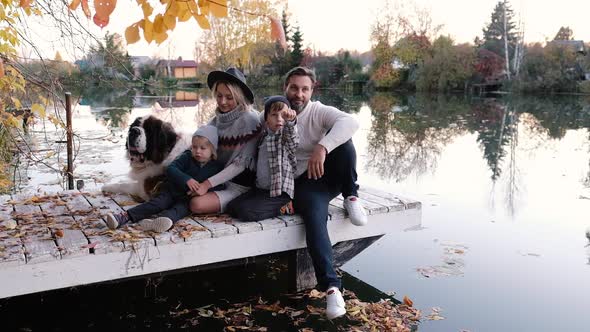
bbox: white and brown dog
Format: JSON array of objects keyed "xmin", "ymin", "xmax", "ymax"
[{"xmin": 102, "ymin": 115, "xmax": 192, "ymax": 201}]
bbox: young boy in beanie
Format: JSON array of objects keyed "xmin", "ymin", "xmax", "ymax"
[
  {"xmin": 105, "ymin": 125, "xmax": 224, "ymax": 233},
  {"xmin": 226, "ymin": 96, "xmax": 298, "ymax": 221}
]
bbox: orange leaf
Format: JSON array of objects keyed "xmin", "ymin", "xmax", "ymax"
[
  {"xmin": 54, "ymin": 229, "xmax": 64, "ymax": 238},
  {"xmin": 68, "ymin": 0, "xmax": 81, "ymax": 10},
  {"xmin": 0, "ymin": 59, "xmax": 4, "ymax": 78},
  {"xmin": 93, "ymin": 14, "xmax": 109, "ymax": 28},
  {"xmin": 81, "ymin": 0, "xmax": 91, "ymax": 18},
  {"xmin": 403, "ymin": 296, "xmax": 413, "ymax": 307},
  {"xmin": 19, "ymin": 0, "xmax": 31, "ymax": 9},
  {"xmin": 270, "ymin": 17, "xmax": 286, "ymax": 50}
]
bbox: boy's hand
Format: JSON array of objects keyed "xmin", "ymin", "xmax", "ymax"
[
  {"xmin": 186, "ymin": 179, "xmax": 200, "ymax": 195},
  {"xmin": 282, "ymin": 108, "xmax": 296, "ymax": 122}
]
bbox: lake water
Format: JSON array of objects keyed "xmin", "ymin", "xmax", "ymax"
[{"xmin": 8, "ymin": 89, "xmax": 590, "ymax": 331}]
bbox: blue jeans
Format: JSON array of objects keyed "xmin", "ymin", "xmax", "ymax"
[{"xmin": 293, "ymin": 139, "xmax": 359, "ymax": 291}]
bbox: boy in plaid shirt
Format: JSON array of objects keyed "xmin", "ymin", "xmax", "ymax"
[{"xmin": 226, "ymin": 96, "xmax": 298, "ymax": 220}]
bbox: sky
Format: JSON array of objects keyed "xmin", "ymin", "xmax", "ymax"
[{"xmin": 23, "ymin": 0, "xmax": 590, "ymax": 61}]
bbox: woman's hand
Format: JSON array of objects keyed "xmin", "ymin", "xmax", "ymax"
[
  {"xmin": 195, "ymin": 180, "xmax": 212, "ymax": 196},
  {"xmin": 186, "ymin": 179, "xmax": 200, "ymax": 195}
]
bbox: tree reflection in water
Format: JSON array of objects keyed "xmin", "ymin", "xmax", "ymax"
[{"xmin": 365, "ymin": 93, "xmax": 468, "ymax": 181}]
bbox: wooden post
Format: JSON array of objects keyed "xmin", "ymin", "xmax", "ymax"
[
  {"xmin": 288, "ymin": 235, "xmax": 384, "ymax": 292},
  {"xmin": 65, "ymin": 92, "xmax": 74, "ymax": 190}
]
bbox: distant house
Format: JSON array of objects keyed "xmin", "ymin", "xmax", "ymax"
[
  {"xmin": 548, "ymin": 40, "xmax": 586, "ymax": 55},
  {"xmin": 156, "ymin": 57, "xmax": 198, "ymax": 79},
  {"xmin": 547, "ymin": 40, "xmax": 588, "ymax": 80}
]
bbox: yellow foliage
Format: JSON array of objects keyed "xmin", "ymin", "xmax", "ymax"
[
  {"xmin": 193, "ymin": 13, "xmax": 210, "ymax": 29},
  {"xmin": 31, "ymin": 103, "xmax": 45, "ymax": 118},
  {"xmin": 208, "ymin": 0, "xmax": 228, "ymax": 18},
  {"xmin": 125, "ymin": 24, "xmax": 140, "ymax": 44}
]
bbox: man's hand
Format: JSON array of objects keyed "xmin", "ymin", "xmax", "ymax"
[
  {"xmin": 186, "ymin": 179, "xmax": 200, "ymax": 195},
  {"xmin": 307, "ymin": 144, "xmax": 327, "ymax": 179},
  {"xmin": 282, "ymin": 108, "xmax": 297, "ymax": 122},
  {"xmin": 195, "ymin": 180, "xmax": 212, "ymax": 196}
]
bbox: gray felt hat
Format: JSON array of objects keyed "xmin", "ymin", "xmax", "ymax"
[
  {"xmin": 193, "ymin": 125, "xmax": 218, "ymax": 151},
  {"xmin": 207, "ymin": 67, "xmax": 254, "ymax": 104}
]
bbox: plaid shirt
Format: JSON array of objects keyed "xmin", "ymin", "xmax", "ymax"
[{"xmin": 266, "ymin": 120, "xmax": 298, "ymax": 198}]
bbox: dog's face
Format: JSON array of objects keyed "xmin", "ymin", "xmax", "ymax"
[{"xmin": 126, "ymin": 116, "xmax": 178, "ymax": 169}]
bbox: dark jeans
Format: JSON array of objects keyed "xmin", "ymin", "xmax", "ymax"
[
  {"xmin": 293, "ymin": 139, "xmax": 359, "ymax": 291},
  {"xmin": 127, "ymin": 191, "xmax": 190, "ymax": 223},
  {"xmin": 226, "ymin": 188, "xmax": 291, "ymax": 221}
]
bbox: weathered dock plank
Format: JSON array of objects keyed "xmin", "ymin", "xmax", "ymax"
[
  {"xmin": 192, "ymin": 215, "xmax": 238, "ymax": 238},
  {"xmin": 170, "ymin": 217, "xmax": 211, "ymax": 242},
  {"xmin": 50, "ymin": 216, "xmax": 90, "ymax": 258},
  {"xmin": 58, "ymin": 191, "xmax": 124, "ymax": 255},
  {"xmin": 0, "ymin": 188, "xmax": 422, "ymax": 299},
  {"xmin": 258, "ymin": 217, "xmax": 287, "ymax": 230},
  {"xmin": 0, "ymin": 195, "xmax": 25, "ymax": 267}
]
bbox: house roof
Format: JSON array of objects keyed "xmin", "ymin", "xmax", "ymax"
[
  {"xmin": 157, "ymin": 59, "xmax": 198, "ymax": 68},
  {"xmin": 548, "ymin": 40, "xmax": 586, "ymax": 53}
]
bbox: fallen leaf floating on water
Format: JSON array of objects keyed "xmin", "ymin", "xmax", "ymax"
[{"xmin": 403, "ymin": 296, "xmax": 413, "ymax": 307}]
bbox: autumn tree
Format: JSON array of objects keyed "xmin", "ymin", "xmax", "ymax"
[
  {"xmin": 199, "ymin": 0, "xmax": 279, "ymax": 73},
  {"xmin": 553, "ymin": 27, "xmax": 574, "ymax": 41},
  {"xmin": 416, "ymin": 36, "xmax": 476, "ymax": 92}
]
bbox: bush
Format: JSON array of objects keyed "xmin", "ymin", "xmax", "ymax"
[{"xmin": 579, "ymin": 80, "xmax": 590, "ymax": 94}]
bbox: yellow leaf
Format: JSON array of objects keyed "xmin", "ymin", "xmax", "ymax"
[
  {"xmin": 163, "ymin": 14, "xmax": 176, "ymax": 30},
  {"xmin": 208, "ymin": 0, "xmax": 227, "ymax": 18},
  {"xmin": 0, "ymin": 5, "xmax": 5, "ymax": 20},
  {"xmin": 198, "ymin": 0, "xmax": 209, "ymax": 16},
  {"xmin": 154, "ymin": 32, "xmax": 168, "ymax": 44},
  {"xmin": 193, "ymin": 13, "xmax": 210, "ymax": 29},
  {"xmin": 10, "ymin": 97, "xmax": 22, "ymax": 108},
  {"xmin": 125, "ymin": 24, "xmax": 140, "ymax": 44},
  {"xmin": 143, "ymin": 19, "xmax": 153, "ymax": 43},
  {"xmin": 153, "ymin": 14, "xmax": 165, "ymax": 33},
  {"xmin": 178, "ymin": 9, "xmax": 192, "ymax": 22},
  {"xmin": 141, "ymin": 1, "xmax": 153, "ymax": 17},
  {"xmin": 31, "ymin": 103, "xmax": 45, "ymax": 118}
]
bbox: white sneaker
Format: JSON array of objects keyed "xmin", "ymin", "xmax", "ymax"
[
  {"xmin": 343, "ymin": 196, "xmax": 367, "ymax": 226},
  {"xmin": 326, "ymin": 287, "xmax": 346, "ymax": 320},
  {"xmin": 139, "ymin": 217, "xmax": 173, "ymax": 233}
]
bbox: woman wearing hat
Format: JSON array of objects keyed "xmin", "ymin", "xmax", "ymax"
[{"xmin": 188, "ymin": 67, "xmax": 262, "ymax": 214}]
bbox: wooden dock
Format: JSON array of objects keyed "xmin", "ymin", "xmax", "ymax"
[{"xmin": 0, "ymin": 188, "xmax": 421, "ymax": 299}]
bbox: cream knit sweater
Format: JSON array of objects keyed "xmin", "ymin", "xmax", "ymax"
[{"xmin": 294, "ymin": 100, "xmax": 359, "ymax": 178}]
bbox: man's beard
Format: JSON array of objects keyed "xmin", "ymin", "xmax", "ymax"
[{"xmin": 290, "ymin": 100, "xmax": 308, "ymax": 112}]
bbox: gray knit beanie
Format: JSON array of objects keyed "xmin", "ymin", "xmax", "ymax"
[{"xmin": 193, "ymin": 125, "xmax": 218, "ymax": 151}]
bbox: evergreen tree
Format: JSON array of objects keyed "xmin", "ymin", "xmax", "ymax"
[
  {"xmin": 281, "ymin": 9, "xmax": 290, "ymax": 45},
  {"xmin": 290, "ymin": 25, "xmax": 304, "ymax": 68},
  {"xmin": 480, "ymin": 1, "xmax": 517, "ymax": 58},
  {"xmin": 553, "ymin": 26, "xmax": 574, "ymax": 40}
]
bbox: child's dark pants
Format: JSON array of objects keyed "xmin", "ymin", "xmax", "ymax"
[
  {"xmin": 226, "ymin": 188, "xmax": 291, "ymax": 221},
  {"xmin": 127, "ymin": 191, "xmax": 191, "ymax": 223}
]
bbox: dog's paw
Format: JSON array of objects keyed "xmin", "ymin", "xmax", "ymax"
[{"xmin": 101, "ymin": 184, "xmax": 117, "ymax": 193}]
